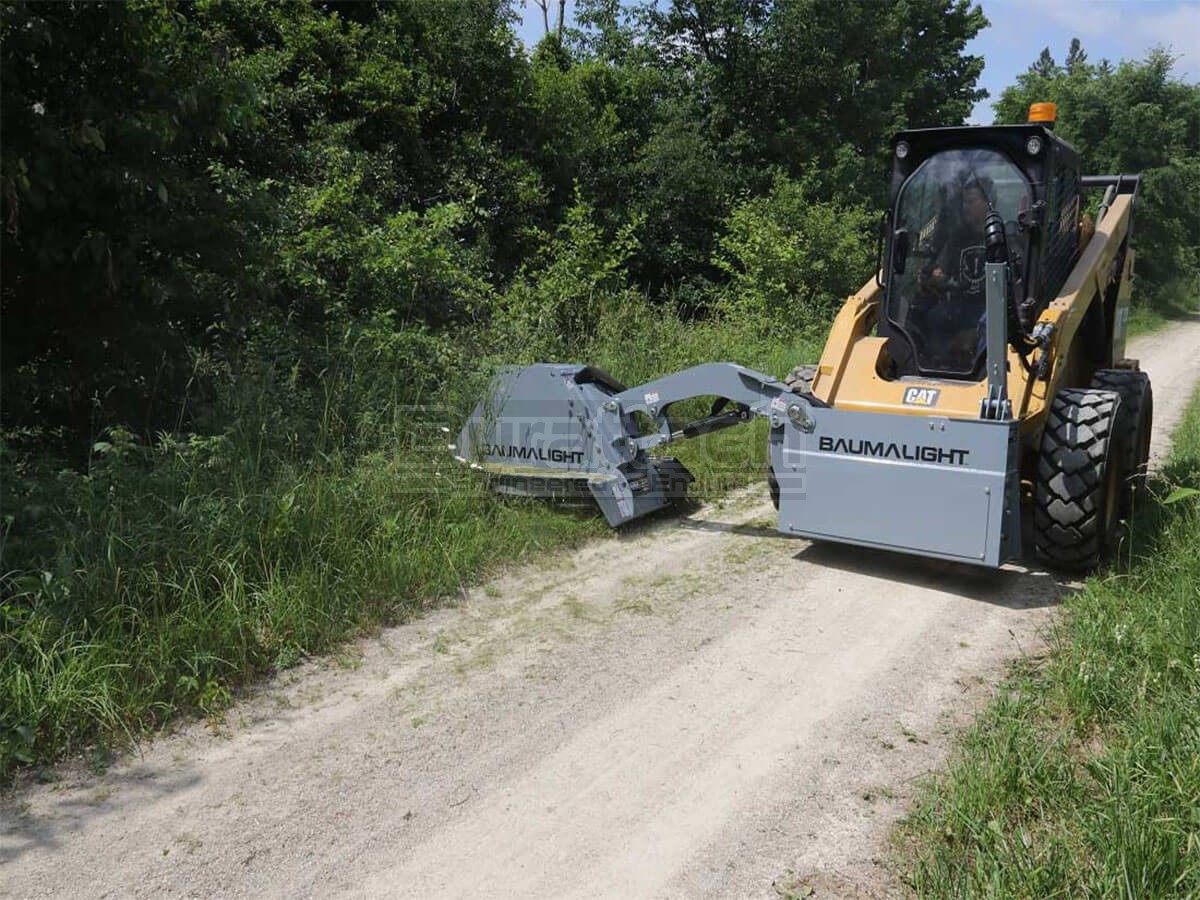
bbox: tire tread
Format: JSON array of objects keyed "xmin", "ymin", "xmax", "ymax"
[{"xmin": 1033, "ymin": 388, "xmax": 1120, "ymax": 569}]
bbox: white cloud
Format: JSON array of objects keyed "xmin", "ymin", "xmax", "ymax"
[{"xmin": 1132, "ymin": 6, "xmax": 1200, "ymax": 73}]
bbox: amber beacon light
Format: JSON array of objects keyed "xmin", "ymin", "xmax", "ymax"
[{"xmin": 1028, "ymin": 102, "xmax": 1057, "ymax": 126}]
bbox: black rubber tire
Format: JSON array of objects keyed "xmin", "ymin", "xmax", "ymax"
[
  {"xmin": 1033, "ymin": 388, "xmax": 1123, "ymax": 570},
  {"xmin": 769, "ymin": 364, "xmax": 818, "ymax": 509},
  {"xmin": 784, "ymin": 364, "xmax": 818, "ymax": 394},
  {"xmin": 1089, "ymin": 368, "xmax": 1153, "ymax": 512}
]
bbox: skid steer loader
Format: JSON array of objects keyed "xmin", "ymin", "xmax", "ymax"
[{"xmin": 455, "ymin": 103, "xmax": 1151, "ymax": 569}]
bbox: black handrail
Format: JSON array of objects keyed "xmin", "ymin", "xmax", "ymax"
[{"xmin": 1081, "ymin": 174, "xmax": 1141, "ymax": 194}]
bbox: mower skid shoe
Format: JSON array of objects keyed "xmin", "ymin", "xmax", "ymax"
[{"xmin": 456, "ymin": 364, "xmax": 695, "ymax": 526}]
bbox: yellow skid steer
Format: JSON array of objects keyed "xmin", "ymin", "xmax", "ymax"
[{"xmin": 457, "ymin": 104, "xmax": 1149, "ymax": 570}]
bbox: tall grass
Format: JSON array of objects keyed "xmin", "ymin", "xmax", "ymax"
[
  {"xmin": 898, "ymin": 390, "xmax": 1200, "ymax": 896},
  {"xmin": 0, "ymin": 296, "xmax": 820, "ymax": 776}
]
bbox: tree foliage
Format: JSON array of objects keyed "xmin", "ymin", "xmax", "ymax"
[
  {"xmin": 996, "ymin": 43, "xmax": 1200, "ymax": 306},
  {"xmin": 1, "ymin": 0, "xmax": 992, "ymax": 452},
  {"xmin": 5, "ymin": 5, "xmax": 1194, "ymax": 458},
  {"xmin": 716, "ymin": 172, "xmax": 874, "ymax": 333},
  {"xmin": 1, "ymin": 2, "xmax": 265, "ymax": 445}
]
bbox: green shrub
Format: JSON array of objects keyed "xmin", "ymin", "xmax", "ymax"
[
  {"xmin": 497, "ymin": 196, "xmax": 642, "ymax": 360},
  {"xmin": 715, "ymin": 172, "xmax": 875, "ymax": 335}
]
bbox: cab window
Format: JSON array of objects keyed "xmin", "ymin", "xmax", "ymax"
[{"xmin": 886, "ymin": 148, "xmax": 1031, "ymax": 378}]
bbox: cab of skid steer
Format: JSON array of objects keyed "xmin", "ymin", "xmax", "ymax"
[{"xmin": 878, "ymin": 123, "xmax": 1081, "ymax": 381}]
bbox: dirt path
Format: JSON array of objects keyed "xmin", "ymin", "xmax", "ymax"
[{"xmin": 4, "ymin": 321, "xmax": 1199, "ymax": 899}]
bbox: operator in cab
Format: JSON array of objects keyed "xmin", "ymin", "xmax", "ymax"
[
  {"xmin": 920, "ymin": 174, "xmax": 993, "ymax": 300},
  {"xmin": 884, "ymin": 148, "xmax": 1030, "ymax": 378},
  {"xmin": 912, "ymin": 174, "xmax": 996, "ymax": 367}
]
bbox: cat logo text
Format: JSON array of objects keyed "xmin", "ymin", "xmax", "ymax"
[{"xmin": 902, "ymin": 387, "xmax": 941, "ymax": 407}]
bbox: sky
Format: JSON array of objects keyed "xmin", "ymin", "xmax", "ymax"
[
  {"xmin": 513, "ymin": 0, "xmax": 1200, "ymax": 124},
  {"xmin": 963, "ymin": 0, "xmax": 1200, "ymax": 122}
]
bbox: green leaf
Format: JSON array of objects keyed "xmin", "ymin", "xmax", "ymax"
[
  {"xmin": 81, "ymin": 122, "xmax": 106, "ymax": 151},
  {"xmin": 1163, "ymin": 486, "xmax": 1200, "ymax": 505},
  {"xmin": 157, "ymin": 183, "xmax": 168, "ymax": 204}
]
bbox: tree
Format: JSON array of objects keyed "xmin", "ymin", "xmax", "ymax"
[
  {"xmin": 0, "ymin": 0, "xmax": 541, "ymax": 450},
  {"xmin": 0, "ymin": 2, "xmax": 266, "ymax": 448},
  {"xmin": 1030, "ymin": 47, "xmax": 1059, "ymax": 77},
  {"xmin": 534, "ymin": 0, "xmax": 567, "ymax": 40},
  {"xmin": 623, "ymin": 0, "xmax": 988, "ymax": 289},
  {"xmin": 1066, "ymin": 37, "xmax": 1087, "ymax": 74},
  {"xmin": 716, "ymin": 171, "xmax": 874, "ymax": 332}
]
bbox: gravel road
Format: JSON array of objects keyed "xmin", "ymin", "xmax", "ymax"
[{"xmin": 4, "ymin": 320, "xmax": 1198, "ymax": 899}]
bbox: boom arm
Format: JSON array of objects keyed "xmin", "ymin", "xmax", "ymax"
[{"xmin": 610, "ymin": 363, "xmax": 822, "ymax": 452}]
